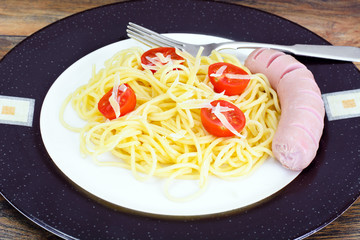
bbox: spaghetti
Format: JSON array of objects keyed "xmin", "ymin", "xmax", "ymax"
[{"xmin": 60, "ymin": 46, "xmax": 281, "ymax": 201}]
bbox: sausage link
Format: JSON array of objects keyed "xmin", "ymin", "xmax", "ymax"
[{"xmin": 244, "ymin": 48, "xmax": 325, "ymax": 170}]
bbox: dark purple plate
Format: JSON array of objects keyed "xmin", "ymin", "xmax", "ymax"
[{"xmin": 1, "ymin": 0, "xmax": 359, "ymax": 239}]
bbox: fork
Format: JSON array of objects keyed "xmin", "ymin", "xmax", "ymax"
[{"xmin": 127, "ymin": 22, "xmax": 360, "ymax": 62}]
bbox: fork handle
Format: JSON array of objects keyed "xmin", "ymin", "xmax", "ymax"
[{"xmin": 216, "ymin": 42, "xmax": 360, "ymax": 62}]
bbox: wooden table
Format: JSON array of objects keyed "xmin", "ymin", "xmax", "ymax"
[{"xmin": 0, "ymin": 0, "xmax": 359, "ymax": 239}]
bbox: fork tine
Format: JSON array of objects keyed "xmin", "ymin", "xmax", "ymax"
[
  {"xmin": 128, "ymin": 22, "xmax": 185, "ymax": 46},
  {"xmin": 127, "ymin": 22, "xmax": 185, "ymax": 49},
  {"xmin": 127, "ymin": 29, "xmax": 163, "ymax": 48},
  {"xmin": 127, "ymin": 29, "xmax": 176, "ymax": 49}
]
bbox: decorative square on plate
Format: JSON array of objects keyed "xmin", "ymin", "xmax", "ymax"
[
  {"xmin": 322, "ymin": 89, "xmax": 360, "ymax": 121},
  {"xmin": 0, "ymin": 95, "xmax": 35, "ymax": 127}
]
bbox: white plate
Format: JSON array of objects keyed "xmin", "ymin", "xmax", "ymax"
[{"xmin": 40, "ymin": 33, "xmax": 300, "ymax": 216}]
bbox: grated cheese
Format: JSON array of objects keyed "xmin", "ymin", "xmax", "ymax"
[
  {"xmin": 109, "ymin": 75, "xmax": 121, "ymax": 118},
  {"xmin": 212, "ymin": 103, "xmax": 245, "ymax": 138},
  {"xmin": 210, "ymin": 65, "xmax": 227, "ymax": 78},
  {"xmin": 225, "ymin": 73, "xmax": 252, "ymax": 80},
  {"xmin": 141, "ymin": 63, "xmax": 159, "ymax": 71},
  {"xmin": 211, "ymin": 104, "xmax": 233, "ymax": 113},
  {"xmin": 109, "ymin": 95, "xmax": 121, "ymax": 119},
  {"xmin": 119, "ymin": 84, "xmax": 127, "ymax": 92},
  {"xmin": 213, "ymin": 90, "xmax": 239, "ymax": 100},
  {"xmin": 209, "ymin": 64, "xmax": 252, "ymax": 80},
  {"xmin": 145, "ymin": 56, "xmax": 163, "ymax": 67},
  {"xmin": 142, "ymin": 51, "xmax": 185, "ymax": 73},
  {"xmin": 155, "ymin": 53, "xmax": 172, "ymax": 64},
  {"xmin": 108, "ymin": 74, "xmax": 127, "ymax": 119}
]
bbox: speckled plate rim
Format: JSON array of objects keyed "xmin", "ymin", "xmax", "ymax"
[{"xmin": 0, "ymin": 0, "xmax": 360, "ymax": 239}]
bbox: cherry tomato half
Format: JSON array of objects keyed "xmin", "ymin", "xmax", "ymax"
[
  {"xmin": 201, "ymin": 100, "xmax": 246, "ymax": 137},
  {"xmin": 141, "ymin": 47, "xmax": 184, "ymax": 73},
  {"xmin": 208, "ymin": 62, "xmax": 250, "ymax": 96},
  {"xmin": 98, "ymin": 83, "xmax": 136, "ymax": 120}
]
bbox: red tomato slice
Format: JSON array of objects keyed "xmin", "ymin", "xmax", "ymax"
[
  {"xmin": 98, "ymin": 83, "xmax": 136, "ymax": 120},
  {"xmin": 201, "ymin": 100, "xmax": 246, "ymax": 137},
  {"xmin": 141, "ymin": 47, "xmax": 184, "ymax": 73},
  {"xmin": 208, "ymin": 62, "xmax": 250, "ymax": 96}
]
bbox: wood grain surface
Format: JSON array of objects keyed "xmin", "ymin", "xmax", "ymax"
[{"xmin": 0, "ymin": 0, "xmax": 359, "ymax": 239}]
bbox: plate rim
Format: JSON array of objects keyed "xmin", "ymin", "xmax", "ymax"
[{"xmin": 1, "ymin": 0, "xmax": 360, "ymax": 239}]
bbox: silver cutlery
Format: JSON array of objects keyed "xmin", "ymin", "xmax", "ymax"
[{"xmin": 126, "ymin": 22, "xmax": 360, "ymax": 62}]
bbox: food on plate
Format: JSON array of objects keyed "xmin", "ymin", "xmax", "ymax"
[
  {"xmin": 208, "ymin": 62, "xmax": 251, "ymax": 96},
  {"xmin": 141, "ymin": 47, "xmax": 184, "ymax": 73},
  {"xmin": 200, "ymin": 99, "xmax": 246, "ymax": 137},
  {"xmin": 60, "ymin": 46, "xmax": 280, "ymax": 200},
  {"xmin": 97, "ymin": 83, "xmax": 136, "ymax": 120},
  {"xmin": 245, "ymin": 48, "xmax": 325, "ymax": 171}
]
